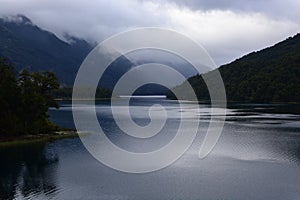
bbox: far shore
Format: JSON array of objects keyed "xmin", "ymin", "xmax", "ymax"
[{"xmin": 55, "ymin": 97, "xmax": 300, "ymax": 105}]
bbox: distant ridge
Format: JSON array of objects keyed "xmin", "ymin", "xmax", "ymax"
[
  {"xmin": 0, "ymin": 15, "xmax": 175, "ymax": 94},
  {"xmin": 170, "ymin": 33, "xmax": 300, "ymax": 103},
  {"xmin": 0, "ymin": 15, "xmax": 95, "ymax": 86},
  {"xmin": 0, "ymin": 15, "xmax": 194, "ymax": 94}
]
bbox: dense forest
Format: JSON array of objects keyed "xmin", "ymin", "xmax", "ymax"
[
  {"xmin": 0, "ymin": 59, "xmax": 59, "ymax": 136},
  {"xmin": 169, "ymin": 33, "xmax": 300, "ymax": 103},
  {"xmin": 0, "ymin": 57, "xmax": 114, "ymax": 137}
]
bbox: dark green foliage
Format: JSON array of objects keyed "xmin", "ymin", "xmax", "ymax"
[
  {"xmin": 169, "ymin": 33, "xmax": 300, "ymax": 103},
  {"xmin": 0, "ymin": 59, "xmax": 59, "ymax": 136},
  {"xmin": 0, "ymin": 59, "xmax": 21, "ymax": 135}
]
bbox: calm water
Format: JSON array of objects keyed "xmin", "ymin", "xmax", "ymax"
[{"xmin": 1, "ymin": 99, "xmax": 300, "ymax": 200}]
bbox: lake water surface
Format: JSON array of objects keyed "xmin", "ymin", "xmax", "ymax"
[{"xmin": 1, "ymin": 99, "xmax": 300, "ymax": 200}]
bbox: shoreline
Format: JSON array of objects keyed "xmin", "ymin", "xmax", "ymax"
[
  {"xmin": 55, "ymin": 97, "xmax": 300, "ymax": 105},
  {"xmin": 0, "ymin": 130, "xmax": 80, "ymax": 147}
]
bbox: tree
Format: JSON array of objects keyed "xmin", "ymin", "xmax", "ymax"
[
  {"xmin": 18, "ymin": 70, "xmax": 60, "ymax": 134},
  {"xmin": 0, "ymin": 59, "xmax": 60, "ymax": 136},
  {"xmin": 0, "ymin": 59, "xmax": 20, "ymax": 135}
]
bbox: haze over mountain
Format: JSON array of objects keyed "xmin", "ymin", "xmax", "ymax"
[
  {"xmin": 169, "ymin": 33, "xmax": 300, "ymax": 103},
  {"xmin": 1, "ymin": 0, "xmax": 299, "ymax": 66},
  {"xmin": 1, "ymin": 15, "xmax": 300, "ymax": 101},
  {"xmin": 0, "ymin": 15, "xmax": 198, "ymax": 93},
  {"xmin": 0, "ymin": 15, "xmax": 94, "ymax": 86},
  {"xmin": 0, "ymin": 15, "xmax": 139, "ymax": 88}
]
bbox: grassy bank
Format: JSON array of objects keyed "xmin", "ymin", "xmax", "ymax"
[{"xmin": 0, "ymin": 131, "xmax": 80, "ymax": 147}]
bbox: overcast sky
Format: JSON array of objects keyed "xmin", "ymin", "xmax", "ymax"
[{"xmin": 0, "ymin": 0, "xmax": 299, "ymax": 65}]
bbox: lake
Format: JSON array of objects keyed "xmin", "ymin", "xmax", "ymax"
[{"xmin": 1, "ymin": 98, "xmax": 300, "ymax": 200}]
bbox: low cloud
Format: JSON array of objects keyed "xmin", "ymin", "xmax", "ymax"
[{"xmin": 0, "ymin": 0, "xmax": 299, "ymax": 65}]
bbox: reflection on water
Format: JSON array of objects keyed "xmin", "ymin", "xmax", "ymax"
[
  {"xmin": 0, "ymin": 143, "xmax": 59, "ymax": 199},
  {"xmin": 2, "ymin": 100, "xmax": 300, "ymax": 199}
]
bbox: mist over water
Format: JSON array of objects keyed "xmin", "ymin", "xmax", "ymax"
[{"xmin": 1, "ymin": 99, "xmax": 300, "ymax": 199}]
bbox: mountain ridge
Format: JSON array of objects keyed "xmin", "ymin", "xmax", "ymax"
[
  {"xmin": 169, "ymin": 33, "xmax": 300, "ymax": 103},
  {"xmin": 0, "ymin": 15, "xmax": 94, "ymax": 86},
  {"xmin": 0, "ymin": 15, "xmax": 195, "ymax": 93}
]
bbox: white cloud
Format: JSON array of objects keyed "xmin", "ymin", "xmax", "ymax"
[
  {"xmin": 0, "ymin": 0, "xmax": 299, "ymax": 65},
  {"xmin": 166, "ymin": 7, "xmax": 300, "ymax": 64},
  {"xmin": 0, "ymin": 0, "xmax": 169, "ymax": 41}
]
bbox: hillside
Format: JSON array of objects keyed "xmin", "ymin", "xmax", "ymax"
[
  {"xmin": 0, "ymin": 15, "xmax": 196, "ymax": 94},
  {"xmin": 0, "ymin": 15, "xmax": 176, "ymax": 93},
  {"xmin": 169, "ymin": 33, "xmax": 300, "ymax": 103},
  {"xmin": 0, "ymin": 15, "xmax": 138, "ymax": 88},
  {"xmin": 0, "ymin": 15, "xmax": 93, "ymax": 86}
]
